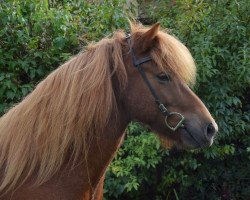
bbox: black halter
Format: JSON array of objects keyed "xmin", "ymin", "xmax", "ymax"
[{"xmin": 125, "ymin": 33, "xmax": 185, "ymax": 131}]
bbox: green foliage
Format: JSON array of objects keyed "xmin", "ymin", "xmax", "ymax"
[
  {"xmin": 106, "ymin": 0, "xmax": 249, "ymax": 199},
  {"xmin": 105, "ymin": 123, "xmax": 166, "ymax": 198},
  {"xmin": 0, "ymin": 0, "xmax": 131, "ymax": 114},
  {"xmin": 1, "ymin": 0, "xmax": 249, "ymax": 199}
]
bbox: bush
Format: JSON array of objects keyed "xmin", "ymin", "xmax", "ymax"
[
  {"xmin": 105, "ymin": 123, "xmax": 167, "ymax": 199},
  {"xmin": 0, "ymin": 0, "xmax": 132, "ymax": 114},
  {"xmin": 105, "ymin": 1, "xmax": 249, "ymax": 199}
]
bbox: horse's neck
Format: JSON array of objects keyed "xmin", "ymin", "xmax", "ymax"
[
  {"xmin": 1, "ymin": 109, "xmax": 129, "ymax": 200},
  {"xmin": 83, "ymin": 115, "xmax": 129, "ymax": 187},
  {"xmin": 59, "ymin": 112, "xmax": 129, "ymax": 198}
]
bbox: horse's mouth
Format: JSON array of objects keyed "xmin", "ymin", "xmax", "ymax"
[
  {"xmin": 178, "ymin": 126, "xmax": 214, "ymax": 150},
  {"xmin": 153, "ymin": 124, "xmax": 215, "ymax": 150}
]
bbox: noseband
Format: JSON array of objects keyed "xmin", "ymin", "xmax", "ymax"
[{"xmin": 125, "ymin": 33, "xmax": 185, "ymax": 131}]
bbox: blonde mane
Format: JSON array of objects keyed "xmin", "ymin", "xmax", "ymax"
[
  {"xmin": 130, "ymin": 23, "xmax": 196, "ymax": 85},
  {"xmin": 0, "ymin": 23, "xmax": 196, "ymax": 192}
]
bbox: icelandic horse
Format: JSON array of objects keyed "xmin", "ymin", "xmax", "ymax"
[{"xmin": 0, "ymin": 23, "xmax": 218, "ymax": 199}]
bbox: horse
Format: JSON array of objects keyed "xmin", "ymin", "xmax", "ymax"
[{"xmin": 0, "ymin": 22, "xmax": 218, "ymax": 200}]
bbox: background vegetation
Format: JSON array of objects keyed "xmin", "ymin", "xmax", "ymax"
[{"xmin": 0, "ymin": 0, "xmax": 249, "ymax": 199}]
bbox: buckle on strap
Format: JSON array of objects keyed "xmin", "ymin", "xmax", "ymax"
[
  {"xmin": 158, "ymin": 103, "xmax": 168, "ymax": 113},
  {"xmin": 165, "ymin": 112, "xmax": 185, "ymax": 131},
  {"xmin": 125, "ymin": 33, "xmax": 131, "ymax": 39}
]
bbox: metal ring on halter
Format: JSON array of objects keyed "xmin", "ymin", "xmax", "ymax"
[{"xmin": 164, "ymin": 112, "xmax": 185, "ymax": 131}]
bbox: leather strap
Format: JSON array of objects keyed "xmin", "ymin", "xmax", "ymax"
[
  {"xmin": 126, "ymin": 33, "xmax": 170, "ymax": 116},
  {"xmin": 125, "ymin": 33, "xmax": 201, "ymax": 146}
]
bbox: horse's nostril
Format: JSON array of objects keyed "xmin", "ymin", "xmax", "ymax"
[{"xmin": 206, "ymin": 123, "xmax": 216, "ymax": 138}]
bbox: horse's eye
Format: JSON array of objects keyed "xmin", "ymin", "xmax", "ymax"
[{"xmin": 156, "ymin": 73, "xmax": 170, "ymax": 82}]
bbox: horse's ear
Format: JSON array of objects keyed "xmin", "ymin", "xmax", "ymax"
[{"xmin": 139, "ymin": 23, "xmax": 160, "ymax": 52}]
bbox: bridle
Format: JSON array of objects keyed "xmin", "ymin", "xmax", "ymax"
[
  {"xmin": 125, "ymin": 33, "xmax": 202, "ymax": 147},
  {"xmin": 125, "ymin": 33, "xmax": 185, "ymax": 131}
]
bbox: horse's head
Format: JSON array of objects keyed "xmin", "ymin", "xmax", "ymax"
[{"xmin": 123, "ymin": 23, "xmax": 218, "ymax": 149}]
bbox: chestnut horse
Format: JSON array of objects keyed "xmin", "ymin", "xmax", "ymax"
[{"xmin": 0, "ymin": 23, "xmax": 218, "ymax": 200}]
